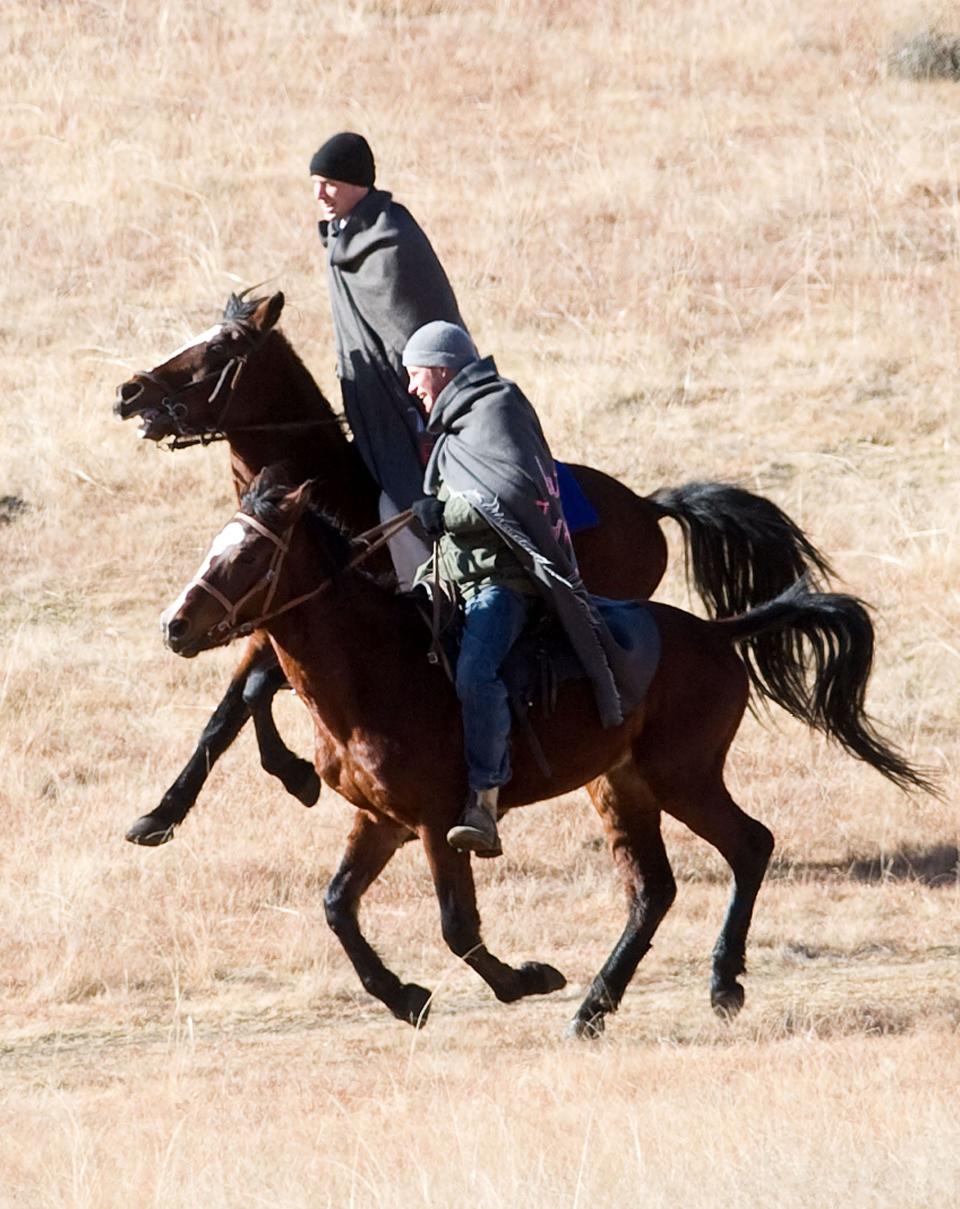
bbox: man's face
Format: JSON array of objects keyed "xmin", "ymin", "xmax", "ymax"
[
  {"xmin": 407, "ymin": 365, "xmax": 453, "ymax": 414},
  {"xmin": 311, "ymin": 175, "xmax": 369, "ymax": 222}
]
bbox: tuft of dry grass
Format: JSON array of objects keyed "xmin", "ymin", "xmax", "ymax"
[
  {"xmin": 889, "ymin": 26, "xmax": 960, "ymax": 80},
  {"xmin": 1, "ymin": 1, "xmax": 959, "ymax": 1206}
]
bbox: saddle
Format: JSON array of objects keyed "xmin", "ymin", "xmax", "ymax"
[{"xmin": 410, "ymin": 586, "xmax": 661, "ymax": 776}]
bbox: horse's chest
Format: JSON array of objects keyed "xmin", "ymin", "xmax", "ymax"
[{"xmin": 313, "ymin": 728, "xmax": 412, "ymax": 815}]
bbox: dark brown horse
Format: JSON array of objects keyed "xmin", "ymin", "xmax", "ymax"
[
  {"xmin": 115, "ymin": 291, "xmax": 832, "ymax": 846},
  {"xmin": 158, "ymin": 471, "xmax": 929, "ymax": 1036}
]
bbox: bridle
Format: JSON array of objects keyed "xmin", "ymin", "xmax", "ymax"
[
  {"xmin": 132, "ymin": 320, "xmax": 340, "ymax": 450},
  {"xmin": 185, "ymin": 508, "xmax": 414, "ymax": 647}
]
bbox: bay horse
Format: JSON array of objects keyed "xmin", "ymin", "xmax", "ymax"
[
  {"xmin": 114, "ymin": 290, "xmax": 832, "ymax": 847},
  {"xmin": 158, "ymin": 470, "xmax": 930, "ymax": 1036}
]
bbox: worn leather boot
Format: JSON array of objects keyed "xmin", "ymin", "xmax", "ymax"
[{"xmin": 446, "ymin": 787, "xmax": 502, "ymax": 858}]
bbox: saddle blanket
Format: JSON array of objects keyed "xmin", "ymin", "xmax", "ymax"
[
  {"xmin": 503, "ymin": 598, "xmax": 661, "ymax": 718},
  {"xmin": 556, "ymin": 461, "xmax": 600, "ymax": 534}
]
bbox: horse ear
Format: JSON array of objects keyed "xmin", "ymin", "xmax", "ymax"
[
  {"xmin": 284, "ymin": 478, "xmax": 316, "ymax": 519},
  {"xmin": 251, "ymin": 291, "xmax": 285, "ymax": 332},
  {"xmin": 254, "ymin": 462, "xmax": 292, "ymax": 493}
]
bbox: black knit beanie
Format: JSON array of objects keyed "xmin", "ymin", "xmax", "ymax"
[{"xmin": 308, "ymin": 132, "xmax": 375, "ymax": 187}]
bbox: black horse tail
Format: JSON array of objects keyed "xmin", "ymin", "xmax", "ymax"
[
  {"xmin": 648, "ymin": 481, "xmax": 834, "ymax": 618},
  {"xmin": 715, "ymin": 580, "xmax": 936, "ymax": 794}
]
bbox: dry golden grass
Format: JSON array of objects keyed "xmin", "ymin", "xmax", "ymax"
[{"xmin": 1, "ymin": 1, "xmax": 958, "ymax": 1205}]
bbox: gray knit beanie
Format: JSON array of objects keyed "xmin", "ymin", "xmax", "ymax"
[{"xmin": 402, "ymin": 322, "xmax": 479, "ymax": 372}]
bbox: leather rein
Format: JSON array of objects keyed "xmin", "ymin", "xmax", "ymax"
[{"xmin": 189, "ymin": 508, "xmax": 414, "ymax": 647}]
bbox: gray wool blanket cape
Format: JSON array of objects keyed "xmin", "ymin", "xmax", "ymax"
[
  {"xmin": 320, "ymin": 188, "xmax": 465, "ymax": 511},
  {"xmin": 424, "ymin": 356, "xmax": 646, "ymax": 729}
]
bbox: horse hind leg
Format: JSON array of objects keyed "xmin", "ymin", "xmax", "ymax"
[
  {"xmin": 420, "ymin": 827, "xmax": 566, "ymax": 1005},
  {"xmin": 568, "ymin": 771, "xmax": 677, "ymax": 1039},
  {"xmin": 672, "ymin": 780, "xmax": 774, "ymax": 1018}
]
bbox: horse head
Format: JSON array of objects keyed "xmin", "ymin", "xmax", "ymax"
[
  {"xmin": 161, "ymin": 466, "xmax": 316, "ymax": 658},
  {"xmin": 114, "ymin": 291, "xmax": 286, "ymax": 444}
]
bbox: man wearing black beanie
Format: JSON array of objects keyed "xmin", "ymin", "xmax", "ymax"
[{"xmin": 309, "ymin": 131, "xmax": 467, "ymax": 586}]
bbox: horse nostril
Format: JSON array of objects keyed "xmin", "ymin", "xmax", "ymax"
[
  {"xmin": 114, "ymin": 379, "xmax": 144, "ymax": 416},
  {"xmin": 166, "ymin": 617, "xmax": 189, "ymax": 641}
]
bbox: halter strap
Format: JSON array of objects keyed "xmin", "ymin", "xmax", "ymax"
[
  {"xmin": 233, "ymin": 510, "xmax": 289, "ymax": 550},
  {"xmin": 189, "ymin": 508, "xmax": 414, "ymax": 646},
  {"xmin": 132, "ymin": 321, "xmax": 346, "ymax": 450},
  {"xmin": 136, "ymin": 321, "xmax": 268, "ymax": 448}
]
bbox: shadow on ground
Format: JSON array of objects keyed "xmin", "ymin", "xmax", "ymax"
[{"xmin": 779, "ymin": 843, "xmax": 959, "ymax": 887}]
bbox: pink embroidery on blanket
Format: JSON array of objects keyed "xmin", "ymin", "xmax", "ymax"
[{"xmin": 534, "ymin": 457, "xmax": 574, "ymax": 554}]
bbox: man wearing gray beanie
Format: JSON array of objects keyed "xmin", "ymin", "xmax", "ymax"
[
  {"xmin": 309, "ymin": 133, "xmax": 467, "ymax": 586},
  {"xmin": 403, "ymin": 323, "xmax": 626, "ymax": 858}
]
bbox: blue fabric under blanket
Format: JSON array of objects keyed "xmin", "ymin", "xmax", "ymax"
[{"xmin": 556, "ymin": 461, "xmax": 600, "ymax": 534}]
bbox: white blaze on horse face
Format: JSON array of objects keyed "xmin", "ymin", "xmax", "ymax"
[
  {"xmin": 163, "ymin": 323, "xmax": 224, "ymax": 362},
  {"xmin": 161, "ymin": 520, "xmax": 248, "ymax": 631}
]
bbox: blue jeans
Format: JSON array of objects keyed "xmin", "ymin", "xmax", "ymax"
[{"xmin": 455, "ymin": 585, "xmax": 533, "ymax": 791}]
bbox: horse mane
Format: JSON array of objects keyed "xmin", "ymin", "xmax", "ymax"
[
  {"xmin": 223, "ymin": 291, "xmax": 265, "ymax": 323},
  {"xmin": 222, "ymin": 291, "xmax": 349, "ymax": 435},
  {"xmin": 240, "ymin": 473, "xmax": 404, "ymax": 595},
  {"xmin": 240, "ymin": 470, "xmax": 298, "ymax": 531}
]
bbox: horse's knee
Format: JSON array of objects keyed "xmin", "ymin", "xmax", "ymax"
[
  {"xmin": 659, "ymin": 872, "xmax": 678, "ymax": 911},
  {"xmin": 633, "ymin": 872, "xmax": 677, "ymax": 921},
  {"xmin": 242, "ymin": 664, "xmax": 283, "ymax": 710},
  {"xmin": 323, "ymin": 881, "xmax": 353, "ymax": 935}
]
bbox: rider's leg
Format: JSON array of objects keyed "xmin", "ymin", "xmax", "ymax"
[{"xmin": 449, "ymin": 584, "xmax": 532, "ymax": 857}]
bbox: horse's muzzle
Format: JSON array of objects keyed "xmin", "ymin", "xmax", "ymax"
[
  {"xmin": 161, "ymin": 612, "xmax": 200, "ymax": 659},
  {"xmin": 114, "ymin": 378, "xmax": 146, "ymax": 418}
]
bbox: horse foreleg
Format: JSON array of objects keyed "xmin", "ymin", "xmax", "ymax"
[
  {"xmin": 126, "ymin": 664, "xmax": 253, "ymax": 846},
  {"xmin": 323, "ymin": 812, "xmax": 430, "ymax": 1026},
  {"xmin": 420, "ymin": 826, "xmax": 566, "ymax": 1004},
  {"xmin": 244, "ymin": 657, "xmax": 320, "ymax": 806},
  {"xmin": 568, "ymin": 772, "xmax": 677, "ymax": 1039}
]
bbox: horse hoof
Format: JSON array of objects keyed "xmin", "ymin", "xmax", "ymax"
[
  {"xmin": 397, "ymin": 983, "xmax": 432, "ymax": 1028},
  {"xmin": 519, "ymin": 961, "xmax": 567, "ymax": 996},
  {"xmin": 288, "ymin": 762, "xmax": 321, "ymax": 807},
  {"xmin": 125, "ymin": 815, "xmax": 175, "ymax": 846},
  {"xmin": 711, "ymin": 981, "xmax": 745, "ymax": 1020},
  {"xmin": 564, "ymin": 1011, "xmax": 605, "ymax": 1040}
]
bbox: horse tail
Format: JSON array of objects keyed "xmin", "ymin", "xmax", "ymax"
[
  {"xmin": 714, "ymin": 580, "xmax": 935, "ymax": 794},
  {"xmin": 648, "ymin": 481, "xmax": 834, "ymax": 618}
]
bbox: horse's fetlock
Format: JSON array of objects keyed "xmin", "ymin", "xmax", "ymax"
[{"xmin": 712, "ymin": 943, "xmax": 745, "ymax": 982}]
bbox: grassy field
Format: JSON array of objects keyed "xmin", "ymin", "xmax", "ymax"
[{"xmin": 1, "ymin": 1, "xmax": 958, "ymax": 1205}]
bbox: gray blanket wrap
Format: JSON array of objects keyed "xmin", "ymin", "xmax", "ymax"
[
  {"xmin": 424, "ymin": 357, "xmax": 638, "ymax": 728},
  {"xmin": 320, "ymin": 189, "xmax": 464, "ymax": 509}
]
